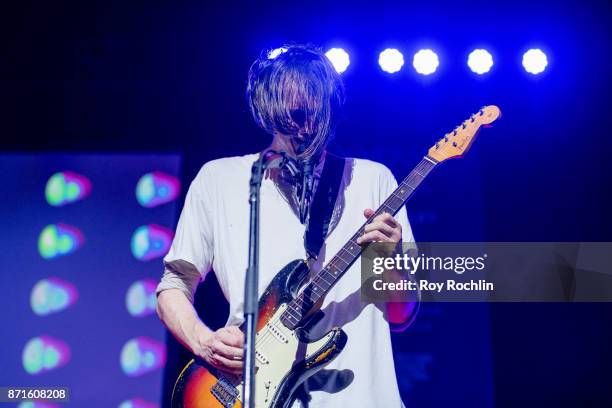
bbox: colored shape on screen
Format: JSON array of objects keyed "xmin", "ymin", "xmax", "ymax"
[
  {"xmin": 130, "ymin": 224, "xmax": 173, "ymax": 261},
  {"xmin": 30, "ymin": 277, "xmax": 78, "ymax": 316},
  {"xmin": 38, "ymin": 224, "xmax": 84, "ymax": 259},
  {"xmin": 120, "ymin": 337, "xmax": 166, "ymax": 377},
  {"xmin": 18, "ymin": 402, "xmax": 60, "ymax": 408},
  {"xmin": 126, "ymin": 279, "xmax": 157, "ymax": 317},
  {"xmin": 118, "ymin": 398, "xmax": 159, "ymax": 408},
  {"xmin": 45, "ymin": 171, "xmax": 91, "ymax": 207},
  {"xmin": 22, "ymin": 336, "xmax": 71, "ymax": 375},
  {"xmin": 135, "ymin": 171, "xmax": 180, "ymax": 208}
]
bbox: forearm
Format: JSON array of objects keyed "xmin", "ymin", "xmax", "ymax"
[
  {"xmin": 156, "ymin": 288, "xmax": 211, "ymax": 354},
  {"xmin": 386, "ymin": 300, "xmax": 418, "ymax": 326},
  {"xmin": 384, "ymin": 267, "xmax": 419, "ymax": 328}
]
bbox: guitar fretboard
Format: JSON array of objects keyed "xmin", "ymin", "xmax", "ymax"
[{"xmin": 280, "ymin": 156, "xmax": 437, "ymax": 329}]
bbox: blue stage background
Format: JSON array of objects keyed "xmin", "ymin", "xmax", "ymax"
[{"xmin": 0, "ymin": 154, "xmax": 181, "ymax": 407}]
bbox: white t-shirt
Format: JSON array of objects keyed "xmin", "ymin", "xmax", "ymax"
[{"xmin": 158, "ymin": 153, "xmax": 415, "ymax": 408}]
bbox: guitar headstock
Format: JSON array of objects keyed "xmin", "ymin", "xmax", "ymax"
[{"xmin": 427, "ymin": 105, "xmax": 501, "ymax": 163}]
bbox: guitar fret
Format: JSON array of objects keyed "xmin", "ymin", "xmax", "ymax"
[
  {"xmin": 336, "ymin": 248, "xmax": 354, "ymax": 263},
  {"xmin": 346, "ymin": 239, "xmax": 359, "ymax": 250},
  {"xmin": 318, "ymin": 270, "xmax": 335, "ymax": 285},
  {"xmin": 330, "ymin": 257, "xmax": 346, "ymax": 269},
  {"xmin": 329, "ymin": 265, "xmax": 340, "ymax": 276},
  {"xmin": 293, "ymin": 295, "xmax": 313, "ymax": 312},
  {"xmin": 312, "ymin": 275, "xmax": 329, "ymax": 291},
  {"xmin": 284, "ymin": 306, "xmax": 301, "ymax": 320},
  {"xmin": 315, "ymin": 272, "xmax": 334, "ymax": 289},
  {"xmin": 405, "ymin": 178, "xmax": 421, "ymax": 189},
  {"xmin": 334, "ymin": 257, "xmax": 349, "ymax": 270},
  {"xmin": 377, "ymin": 204, "xmax": 390, "ymax": 214},
  {"xmin": 339, "ymin": 246, "xmax": 354, "ymax": 259},
  {"xmin": 319, "ymin": 268, "xmax": 335, "ymax": 285},
  {"xmin": 386, "ymin": 194, "xmax": 403, "ymax": 207}
]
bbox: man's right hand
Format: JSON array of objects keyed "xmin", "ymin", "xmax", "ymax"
[{"xmin": 196, "ymin": 325, "xmax": 244, "ymax": 375}]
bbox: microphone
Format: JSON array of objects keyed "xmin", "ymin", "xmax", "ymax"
[{"xmin": 260, "ymin": 150, "xmax": 295, "ymax": 173}]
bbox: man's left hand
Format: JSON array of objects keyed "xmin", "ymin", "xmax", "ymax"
[{"xmin": 356, "ymin": 208, "xmax": 402, "ymax": 245}]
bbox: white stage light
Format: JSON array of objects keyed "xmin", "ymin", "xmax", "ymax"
[
  {"xmin": 467, "ymin": 49, "xmax": 494, "ymax": 74},
  {"xmin": 378, "ymin": 48, "xmax": 404, "ymax": 74},
  {"xmin": 412, "ymin": 49, "xmax": 439, "ymax": 75},
  {"xmin": 325, "ymin": 48, "xmax": 350, "ymax": 73},
  {"xmin": 522, "ymin": 49, "xmax": 548, "ymax": 74},
  {"xmin": 268, "ymin": 47, "xmax": 287, "ymax": 59}
]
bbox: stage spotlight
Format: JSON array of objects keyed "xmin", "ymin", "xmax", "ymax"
[
  {"xmin": 325, "ymin": 48, "xmax": 350, "ymax": 73},
  {"xmin": 468, "ymin": 49, "xmax": 494, "ymax": 74},
  {"xmin": 413, "ymin": 49, "xmax": 439, "ymax": 75},
  {"xmin": 268, "ymin": 47, "xmax": 287, "ymax": 59},
  {"xmin": 378, "ymin": 48, "xmax": 404, "ymax": 74},
  {"xmin": 522, "ymin": 49, "xmax": 548, "ymax": 74}
]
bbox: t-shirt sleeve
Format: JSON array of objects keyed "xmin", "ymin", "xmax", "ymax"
[{"xmin": 156, "ymin": 165, "xmax": 215, "ymax": 302}]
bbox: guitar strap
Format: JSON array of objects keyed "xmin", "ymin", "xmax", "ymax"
[{"xmin": 303, "ymin": 153, "xmax": 345, "ymax": 259}]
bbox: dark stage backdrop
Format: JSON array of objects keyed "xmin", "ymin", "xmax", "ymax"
[{"xmin": 0, "ymin": 154, "xmax": 181, "ymax": 407}]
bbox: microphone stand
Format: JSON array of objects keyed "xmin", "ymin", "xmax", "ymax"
[{"xmin": 243, "ymin": 150, "xmax": 286, "ymax": 408}]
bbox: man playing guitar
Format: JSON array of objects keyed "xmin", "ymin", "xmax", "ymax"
[{"xmin": 156, "ymin": 44, "xmax": 417, "ymax": 407}]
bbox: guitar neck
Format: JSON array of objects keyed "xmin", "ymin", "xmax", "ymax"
[{"xmin": 281, "ymin": 156, "xmax": 438, "ymax": 329}]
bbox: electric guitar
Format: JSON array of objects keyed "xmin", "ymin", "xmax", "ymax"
[{"xmin": 171, "ymin": 105, "xmax": 502, "ymax": 408}]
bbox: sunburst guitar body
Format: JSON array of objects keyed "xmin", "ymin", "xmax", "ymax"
[{"xmin": 172, "ymin": 259, "xmax": 346, "ymax": 408}]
